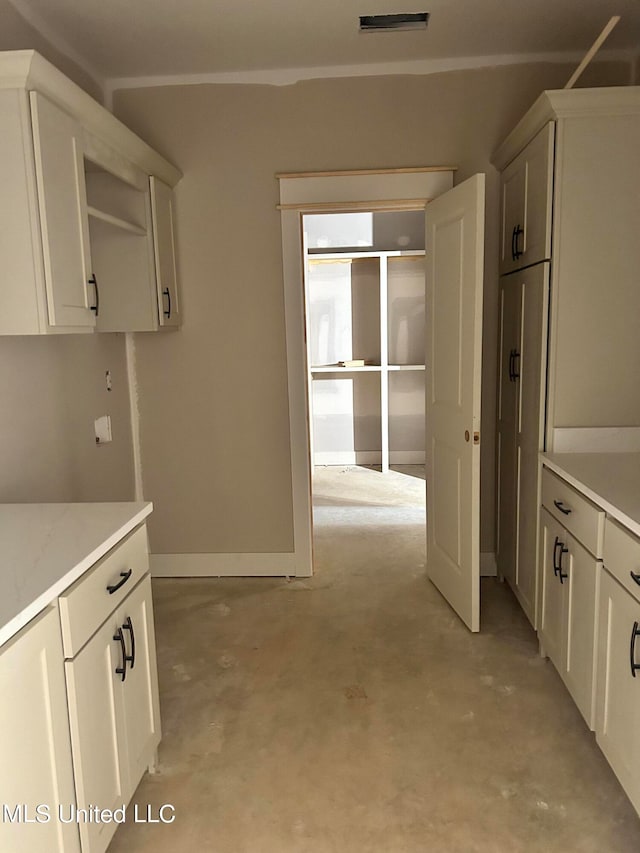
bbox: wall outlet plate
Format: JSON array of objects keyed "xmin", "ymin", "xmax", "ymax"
[{"xmin": 94, "ymin": 415, "xmax": 112, "ymax": 444}]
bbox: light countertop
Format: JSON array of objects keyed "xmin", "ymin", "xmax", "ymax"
[
  {"xmin": 542, "ymin": 453, "xmax": 640, "ymax": 538},
  {"xmin": 0, "ymin": 501, "xmax": 152, "ymax": 648}
]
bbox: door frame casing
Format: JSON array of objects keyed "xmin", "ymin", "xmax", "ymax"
[{"xmin": 278, "ymin": 167, "xmax": 455, "ymax": 576}]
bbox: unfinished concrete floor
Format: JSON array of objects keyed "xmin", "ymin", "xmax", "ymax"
[{"xmin": 110, "ymin": 465, "xmax": 640, "ymax": 852}]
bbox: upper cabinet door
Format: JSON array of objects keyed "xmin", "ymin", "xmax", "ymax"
[
  {"xmin": 499, "ymin": 121, "xmax": 555, "ymax": 275},
  {"xmin": 29, "ymin": 92, "xmax": 95, "ymax": 329},
  {"xmin": 150, "ymin": 176, "xmax": 180, "ymax": 328}
]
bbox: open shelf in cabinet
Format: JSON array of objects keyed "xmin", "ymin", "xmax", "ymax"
[{"xmin": 305, "ymin": 245, "xmax": 426, "ymax": 471}]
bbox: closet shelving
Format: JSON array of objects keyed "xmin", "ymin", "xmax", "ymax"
[{"xmin": 306, "ymin": 248, "xmax": 426, "ymax": 472}]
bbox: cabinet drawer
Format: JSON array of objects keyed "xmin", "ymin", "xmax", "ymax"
[
  {"xmin": 59, "ymin": 524, "xmax": 149, "ymax": 657},
  {"xmin": 604, "ymin": 518, "xmax": 640, "ymax": 605},
  {"xmin": 541, "ymin": 468, "xmax": 604, "ymax": 557}
]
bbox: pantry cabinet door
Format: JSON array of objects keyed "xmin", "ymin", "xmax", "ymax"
[
  {"xmin": 496, "ymin": 276, "xmax": 520, "ymax": 588},
  {"xmin": 65, "ymin": 613, "xmax": 128, "ymax": 853},
  {"xmin": 0, "ymin": 607, "xmax": 80, "ymax": 853},
  {"xmin": 117, "ymin": 574, "xmax": 161, "ymax": 801},
  {"xmin": 29, "ymin": 92, "xmax": 94, "ymax": 329}
]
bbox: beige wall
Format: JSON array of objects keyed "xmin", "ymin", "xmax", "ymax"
[
  {"xmin": 114, "ymin": 60, "xmax": 629, "ymax": 557},
  {"xmin": 0, "ymin": 4, "xmax": 135, "ymax": 505},
  {"xmin": 0, "ymin": 0, "xmax": 103, "ymax": 101},
  {"xmin": 0, "ymin": 334, "xmax": 135, "ymax": 502}
]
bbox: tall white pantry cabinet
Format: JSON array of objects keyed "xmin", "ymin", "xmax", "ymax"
[{"xmin": 493, "ymin": 87, "xmax": 640, "ymax": 628}]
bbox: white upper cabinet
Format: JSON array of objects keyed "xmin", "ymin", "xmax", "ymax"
[
  {"xmin": 150, "ymin": 176, "xmax": 181, "ymax": 328},
  {"xmin": 499, "ymin": 121, "xmax": 554, "ymax": 275},
  {"xmin": 30, "ymin": 92, "xmax": 95, "ymax": 329},
  {"xmin": 0, "ymin": 50, "xmax": 182, "ymax": 335}
]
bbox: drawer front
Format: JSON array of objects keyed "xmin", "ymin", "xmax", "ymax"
[
  {"xmin": 541, "ymin": 468, "xmax": 604, "ymax": 557},
  {"xmin": 604, "ymin": 518, "xmax": 640, "ymax": 605},
  {"xmin": 59, "ymin": 524, "xmax": 149, "ymax": 657}
]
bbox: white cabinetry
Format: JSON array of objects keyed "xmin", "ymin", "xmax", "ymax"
[
  {"xmin": 499, "ymin": 121, "xmax": 554, "ymax": 275},
  {"xmin": 0, "ymin": 50, "xmax": 182, "ymax": 335},
  {"xmin": 0, "ymin": 605, "xmax": 81, "ymax": 853},
  {"xmin": 538, "ymin": 469, "xmax": 604, "ymax": 728},
  {"xmin": 496, "ymin": 262, "xmax": 549, "ymax": 625},
  {"xmin": 494, "ymin": 87, "xmax": 640, "ymax": 633},
  {"xmin": 60, "ymin": 524, "xmax": 160, "ymax": 853},
  {"xmin": 150, "ymin": 177, "xmax": 181, "ymax": 328},
  {"xmin": 30, "ymin": 92, "xmax": 95, "ymax": 329},
  {"xmin": 596, "ymin": 519, "xmax": 640, "ymax": 814},
  {"xmin": 65, "ymin": 575, "xmax": 160, "ymax": 853}
]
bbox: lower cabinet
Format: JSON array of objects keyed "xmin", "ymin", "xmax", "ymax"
[
  {"xmin": 596, "ymin": 547, "xmax": 640, "ymax": 813},
  {"xmin": 65, "ymin": 574, "xmax": 161, "ymax": 853},
  {"xmin": 0, "ymin": 605, "xmax": 81, "ymax": 853},
  {"xmin": 539, "ymin": 506, "xmax": 599, "ymax": 728}
]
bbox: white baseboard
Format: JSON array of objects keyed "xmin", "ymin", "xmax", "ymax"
[
  {"xmin": 480, "ymin": 551, "xmax": 497, "ymax": 577},
  {"xmin": 151, "ymin": 552, "xmax": 299, "ymax": 577},
  {"xmin": 313, "ymin": 450, "xmax": 425, "ymax": 465}
]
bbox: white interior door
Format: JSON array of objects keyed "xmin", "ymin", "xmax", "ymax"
[{"xmin": 425, "ymin": 174, "xmax": 485, "ymax": 632}]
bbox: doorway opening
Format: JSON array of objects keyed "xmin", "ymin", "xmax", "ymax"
[{"xmin": 302, "ymin": 209, "xmax": 427, "ymax": 558}]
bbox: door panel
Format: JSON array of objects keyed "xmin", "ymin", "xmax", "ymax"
[
  {"xmin": 150, "ymin": 176, "xmax": 180, "ymax": 327},
  {"xmin": 539, "ymin": 508, "xmax": 567, "ymax": 671},
  {"xmin": 118, "ymin": 575, "xmax": 161, "ymax": 800},
  {"xmin": 596, "ymin": 570, "xmax": 640, "ymax": 812},
  {"xmin": 496, "ymin": 278, "xmax": 519, "ymax": 586},
  {"xmin": 426, "ymin": 174, "xmax": 485, "ymax": 632},
  {"xmin": 514, "ymin": 263, "xmax": 550, "ymax": 626},
  {"xmin": 65, "ymin": 613, "xmax": 127, "ymax": 853},
  {"xmin": 29, "ymin": 92, "xmax": 94, "ymax": 329}
]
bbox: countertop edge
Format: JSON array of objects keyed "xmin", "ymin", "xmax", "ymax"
[
  {"xmin": 541, "ymin": 454, "xmax": 640, "ymax": 540},
  {"xmin": 0, "ymin": 503, "xmax": 153, "ymax": 648}
]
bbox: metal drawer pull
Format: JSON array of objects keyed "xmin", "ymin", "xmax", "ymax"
[
  {"xmin": 511, "ymin": 226, "xmax": 517, "ymax": 262},
  {"xmin": 163, "ymin": 287, "xmax": 171, "ymax": 319},
  {"xmin": 123, "ymin": 616, "xmax": 136, "ymax": 670},
  {"xmin": 107, "ymin": 569, "xmax": 133, "ymax": 595},
  {"xmin": 553, "ymin": 500, "xmax": 572, "ymax": 515},
  {"xmin": 630, "ymin": 622, "xmax": 640, "ymax": 678},
  {"xmin": 630, "ymin": 571, "xmax": 640, "ymax": 586},
  {"xmin": 114, "ymin": 627, "xmax": 127, "ymax": 682}
]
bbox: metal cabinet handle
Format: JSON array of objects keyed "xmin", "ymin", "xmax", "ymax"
[
  {"xmin": 513, "ymin": 225, "xmax": 524, "ymax": 259},
  {"xmin": 89, "ymin": 273, "xmax": 99, "ymax": 316},
  {"xmin": 630, "ymin": 622, "xmax": 640, "ymax": 678},
  {"xmin": 122, "ymin": 616, "xmax": 136, "ymax": 669},
  {"xmin": 553, "ymin": 536, "xmax": 569, "ymax": 582},
  {"xmin": 508, "ymin": 350, "xmax": 514, "ymax": 381},
  {"xmin": 163, "ymin": 287, "xmax": 171, "ymax": 319},
  {"xmin": 114, "ymin": 627, "xmax": 127, "ymax": 682},
  {"xmin": 512, "ymin": 350, "xmax": 520, "ymax": 380},
  {"xmin": 106, "ymin": 569, "xmax": 132, "ymax": 595},
  {"xmin": 554, "ymin": 500, "xmax": 572, "ymax": 516},
  {"xmin": 630, "ymin": 571, "xmax": 640, "ymax": 586},
  {"xmin": 511, "ymin": 226, "xmax": 517, "ymax": 261}
]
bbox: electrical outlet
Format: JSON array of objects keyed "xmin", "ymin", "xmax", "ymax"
[{"xmin": 94, "ymin": 415, "xmax": 112, "ymax": 444}]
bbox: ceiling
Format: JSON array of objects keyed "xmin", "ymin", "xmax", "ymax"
[{"xmin": 9, "ymin": 0, "xmax": 640, "ymax": 84}]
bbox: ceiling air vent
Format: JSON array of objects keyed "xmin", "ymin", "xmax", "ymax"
[{"xmin": 359, "ymin": 12, "xmax": 430, "ymax": 32}]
